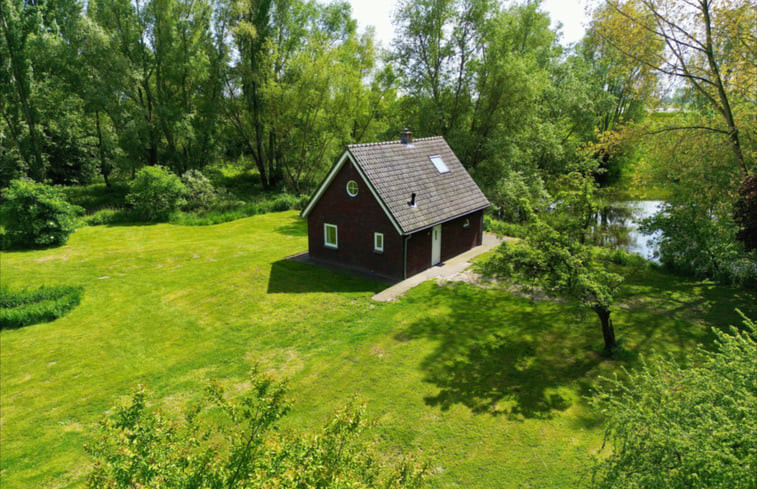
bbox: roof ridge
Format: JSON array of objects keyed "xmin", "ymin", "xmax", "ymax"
[{"xmin": 347, "ymin": 135, "xmax": 444, "ymax": 148}]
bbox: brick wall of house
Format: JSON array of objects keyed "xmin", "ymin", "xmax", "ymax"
[
  {"xmin": 440, "ymin": 209, "xmax": 484, "ymax": 260},
  {"xmin": 307, "ymin": 160, "xmax": 404, "ymax": 280},
  {"xmin": 405, "ymin": 210, "xmax": 483, "ymax": 276}
]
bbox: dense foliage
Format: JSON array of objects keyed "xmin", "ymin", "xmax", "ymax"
[
  {"xmin": 1, "ymin": 0, "xmax": 754, "ymax": 275},
  {"xmin": 87, "ymin": 370, "xmax": 427, "ymax": 489},
  {"xmin": 591, "ymin": 313, "xmax": 757, "ymax": 488},
  {"xmin": 0, "ymin": 178, "xmax": 82, "ymax": 248},
  {"xmin": 0, "ymin": 285, "xmax": 83, "ymax": 329},
  {"xmin": 126, "ymin": 166, "xmax": 187, "ymax": 221},
  {"xmin": 483, "ymin": 221, "xmax": 623, "ymax": 352},
  {"xmin": 735, "ymin": 175, "xmax": 757, "ymax": 252}
]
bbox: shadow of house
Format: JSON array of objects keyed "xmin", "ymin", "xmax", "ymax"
[
  {"xmin": 266, "ymin": 259, "xmax": 386, "ymax": 295},
  {"xmin": 396, "ymin": 283, "xmax": 606, "ymax": 420}
]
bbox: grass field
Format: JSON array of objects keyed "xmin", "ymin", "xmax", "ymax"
[{"xmin": 1, "ymin": 211, "xmax": 754, "ymax": 488}]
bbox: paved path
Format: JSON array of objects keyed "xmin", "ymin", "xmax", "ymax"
[{"xmin": 371, "ymin": 232, "xmax": 506, "ymax": 302}]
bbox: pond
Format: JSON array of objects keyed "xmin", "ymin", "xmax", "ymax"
[{"xmin": 594, "ymin": 200, "xmax": 664, "ymax": 262}]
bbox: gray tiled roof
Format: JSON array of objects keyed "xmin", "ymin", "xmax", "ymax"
[{"xmin": 348, "ymin": 136, "xmax": 490, "ymax": 234}]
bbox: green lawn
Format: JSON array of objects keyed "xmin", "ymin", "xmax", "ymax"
[{"xmin": 1, "ymin": 211, "xmax": 754, "ymax": 488}]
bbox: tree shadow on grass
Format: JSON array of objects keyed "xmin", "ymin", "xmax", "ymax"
[
  {"xmin": 266, "ymin": 259, "xmax": 386, "ymax": 294},
  {"xmin": 618, "ymin": 269, "xmax": 757, "ymax": 353},
  {"xmin": 397, "ymin": 283, "xmax": 607, "ymax": 420}
]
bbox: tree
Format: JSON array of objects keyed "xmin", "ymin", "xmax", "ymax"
[
  {"xmin": 86, "ymin": 369, "xmax": 428, "ymax": 488},
  {"xmin": 0, "ymin": 178, "xmax": 82, "ymax": 248},
  {"xmin": 483, "ymin": 221, "xmax": 623, "ymax": 352},
  {"xmin": 590, "ymin": 312, "xmax": 757, "ymax": 488},
  {"xmin": 597, "ymin": 0, "xmax": 755, "ymax": 178},
  {"xmin": 0, "ymin": 0, "xmax": 46, "ymax": 180},
  {"xmin": 222, "ymin": 0, "xmax": 384, "ymax": 192},
  {"xmin": 84, "ymin": 0, "xmax": 222, "ymax": 175},
  {"xmin": 734, "ymin": 175, "xmax": 757, "ymax": 252}
]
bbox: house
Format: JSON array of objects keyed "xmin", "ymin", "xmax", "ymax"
[{"xmin": 300, "ymin": 130, "xmax": 491, "ymax": 281}]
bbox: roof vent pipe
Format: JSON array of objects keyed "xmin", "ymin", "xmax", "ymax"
[
  {"xmin": 400, "ymin": 128, "xmax": 413, "ymax": 144},
  {"xmin": 408, "ymin": 192, "xmax": 416, "ymax": 207}
]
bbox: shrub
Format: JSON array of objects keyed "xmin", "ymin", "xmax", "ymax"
[
  {"xmin": 0, "ymin": 285, "xmax": 83, "ymax": 329},
  {"xmin": 86, "ymin": 370, "xmax": 428, "ymax": 488},
  {"xmin": 591, "ymin": 313, "xmax": 757, "ymax": 488},
  {"xmin": 126, "ymin": 166, "xmax": 186, "ymax": 221},
  {"xmin": 181, "ymin": 169, "xmax": 216, "ymax": 211},
  {"xmin": 0, "ymin": 178, "xmax": 83, "ymax": 248}
]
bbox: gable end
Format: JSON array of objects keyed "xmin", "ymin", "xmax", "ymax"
[{"xmin": 301, "ymin": 151, "xmax": 403, "ymax": 235}]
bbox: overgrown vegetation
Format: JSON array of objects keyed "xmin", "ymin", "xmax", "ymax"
[
  {"xmin": 87, "ymin": 370, "xmax": 427, "ymax": 489},
  {"xmin": 591, "ymin": 312, "xmax": 757, "ymax": 488},
  {"xmin": 0, "ymin": 285, "xmax": 83, "ymax": 329}
]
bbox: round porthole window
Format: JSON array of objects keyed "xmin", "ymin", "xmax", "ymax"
[{"xmin": 346, "ymin": 180, "xmax": 359, "ymax": 197}]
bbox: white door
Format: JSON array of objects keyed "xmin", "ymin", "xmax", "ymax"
[{"xmin": 431, "ymin": 224, "xmax": 442, "ymax": 265}]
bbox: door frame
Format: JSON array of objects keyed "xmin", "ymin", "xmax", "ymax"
[{"xmin": 431, "ymin": 224, "xmax": 442, "ymax": 265}]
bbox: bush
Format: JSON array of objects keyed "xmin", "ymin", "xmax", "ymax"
[
  {"xmin": 0, "ymin": 285, "xmax": 83, "ymax": 329},
  {"xmin": 0, "ymin": 179, "xmax": 82, "ymax": 249},
  {"xmin": 591, "ymin": 313, "xmax": 757, "ymax": 488},
  {"xmin": 86, "ymin": 370, "xmax": 427, "ymax": 489},
  {"xmin": 181, "ymin": 169, "xmax": 216, "ymax": 211},
  {"xmin": 126, "ymin": 166, "xmax": 186, "ymax": 221}
]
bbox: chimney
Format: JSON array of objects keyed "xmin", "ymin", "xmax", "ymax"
[{"xmin": 400, "ymin": 128, "xmax": 413, "ymax": 145}]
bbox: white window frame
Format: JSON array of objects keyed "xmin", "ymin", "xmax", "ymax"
[
  {"xmin": 374, "ymin": 232, "xmax": 384, "ymax": 253},
  {"xmin": 429, "ymin": 155, "xmax": 450, "ymax": 173},
  {"xmin": 346, "ymin": 180, "xmax": 359, "ymax": 197},
  {"xmin": 324, "ymin": 223, "xmax": 338, "ymax": 249}
]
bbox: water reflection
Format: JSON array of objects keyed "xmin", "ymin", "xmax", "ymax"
[{"xmin": 593, "ymin": 201, "xmax": 664, "ymax": 262}]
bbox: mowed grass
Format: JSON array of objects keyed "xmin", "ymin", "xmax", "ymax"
[{"xmin": 1, "ymin": 211, "xmax": 754, "ymax": 488}]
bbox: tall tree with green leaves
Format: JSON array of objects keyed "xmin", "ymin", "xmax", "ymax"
[
  {"xmin": 597, "ymin": 0, "xmax": 755, "ymax": 178},
  {"xmin": 1, "ymin": 0, "xmax": 97, "ymax": 185},
  {"xmin": 0, "ymin": 0, "xmax": 45, "ymax": 180},
  {"xmin": 223, "ymin": 0, "xmax": 385, "ymax": 191}
]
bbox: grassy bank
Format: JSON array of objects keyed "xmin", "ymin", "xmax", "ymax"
[{"xmin": 1, "ymin": 211, "xmax": 754, "ymax": 488}]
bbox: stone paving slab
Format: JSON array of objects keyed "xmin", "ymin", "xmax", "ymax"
[{"xmin": 371, "ymin": 232, "xmax": 507, "ymax": 302}]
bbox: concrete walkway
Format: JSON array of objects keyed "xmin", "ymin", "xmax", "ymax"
[{"xmin": 371, "ymin": 232, "xmax": 505, "ymax": 302}]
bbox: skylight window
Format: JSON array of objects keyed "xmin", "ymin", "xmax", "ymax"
[{"xmin": 429, "ymin": 155, "xmax": 449, "ymax": 173}]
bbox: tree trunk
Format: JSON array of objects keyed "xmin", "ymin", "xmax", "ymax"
[
  {"xmin": 95, "ymin": 111, "xmax": 111, "ymax": 187},
  {"xmin": 595, "ymin": 306, "xmax": 617, "ymax": 352}
]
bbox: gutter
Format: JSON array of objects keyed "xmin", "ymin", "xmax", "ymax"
[{"xmin": 402, "ymin": 203, "xmax": 492, "ymax": 235}]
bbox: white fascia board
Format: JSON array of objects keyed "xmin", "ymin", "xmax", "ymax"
[
  {"xmin": 301, "ymin": 151, "xmax": 351, "ymax": 218},
  {"xmin": 301, "ymin": 150, "xmax": 404, "ymax": 236}
]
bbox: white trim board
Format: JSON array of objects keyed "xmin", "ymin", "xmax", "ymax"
[{"xmin": 301, "ymin": 150, "xmax": 404, "ymax": 236}]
